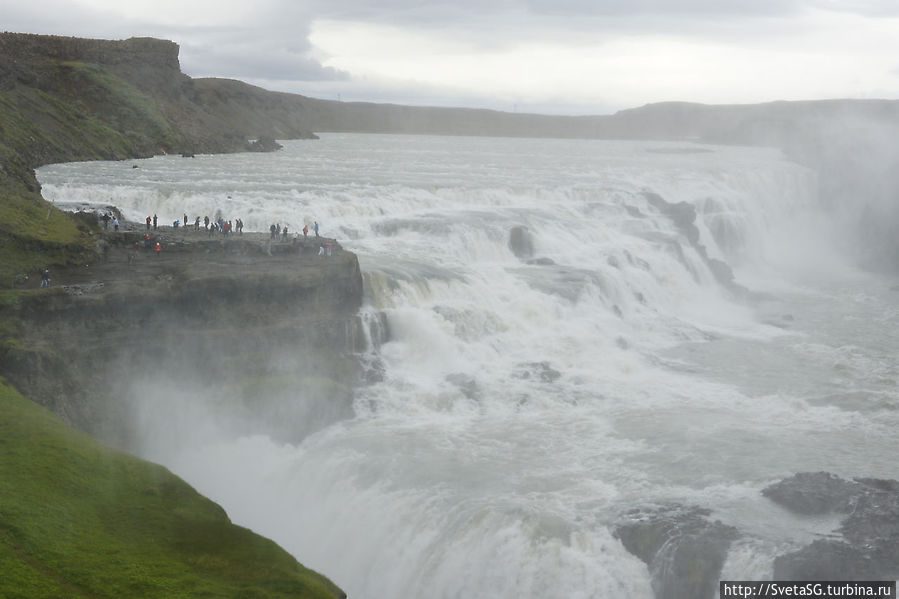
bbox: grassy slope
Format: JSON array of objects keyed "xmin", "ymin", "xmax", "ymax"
[
  {"xmin": 0, "ymin": 379, "xmax": 344, "ymax": 599},
  {"xmin": 0, "ymin": 59, "xmax": 206, "ymax": 287},
  {"xmin": 0, "ymin": 46, "xmax": 346, "ymax": 598},
  {"xmin": 0, "ymin": 67, "xmax": 131, "ymax": 286}
]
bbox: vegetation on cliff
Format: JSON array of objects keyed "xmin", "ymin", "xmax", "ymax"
[
  {"xmin": 0, "ymin": 33, "xmax": 314, "ymax": 288},
  {"xmin": 0, "ymin": 33, "xmax": 348, "ymax": 597},
  {"xmin": 0, "ymin": 379, "xmax": 344, "ymax": 599}
]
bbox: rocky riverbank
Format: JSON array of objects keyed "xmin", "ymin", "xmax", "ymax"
[{"xmin": 614, "ymin": 471, "xmax": 899, "ymax": 599}]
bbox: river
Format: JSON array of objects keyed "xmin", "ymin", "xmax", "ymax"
[{"xmin": 38, "ymin": 134, "xmax": 899, "ymax": 598}]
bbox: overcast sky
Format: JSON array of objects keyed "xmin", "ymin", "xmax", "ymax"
[{"xmin": 4, "ymin": 0, "xmax": 899, "ymax": 114}]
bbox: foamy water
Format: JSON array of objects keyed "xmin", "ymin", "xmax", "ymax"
[{"xmin": 39, "ymin": 134, "xmax": 899, "ymax": 598}]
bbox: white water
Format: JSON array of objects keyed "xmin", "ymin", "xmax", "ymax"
[{"xmin": 39, "ymin": 135, "xmax": 899, "ymax": 598}]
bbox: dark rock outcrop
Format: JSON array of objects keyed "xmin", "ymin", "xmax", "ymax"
[
  {"xmin": 508, "ymin": 226, "xmax": 535, "ymax": 259},
  {"xmin": 615, "ymin": 505, "xmax": 739, "ymax": 599},
  {"xmin": 245, "ymin": 135, "xmax": 284, "ymax": 152},
  {"xmin": 764, "ymin": 472, "xmax": 899, "ymax": 581},
  {"xmin": 762, "ymin": 471, "xmax": 862, "ymax": 515},
  {"xmin": 643, "ymin": 191, "xmax": 745, "ymax": 296}
]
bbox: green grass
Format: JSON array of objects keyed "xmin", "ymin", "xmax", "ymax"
[
  {"xmin": 0, "ymin": 380, "xmax": 345, "ymax": 599},
  {"xmin": 0, "ymin": 93, "xmax": 100, "ymax": 287}
]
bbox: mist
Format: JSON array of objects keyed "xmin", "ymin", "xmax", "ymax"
[{"xmin": 36, "ymin": 129, "xmax": 899, "ymax": 597}]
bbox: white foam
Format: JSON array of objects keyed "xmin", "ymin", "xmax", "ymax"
[{"xmin": 37, "ymin": 134, "xmax": 899, "ymax": 598}]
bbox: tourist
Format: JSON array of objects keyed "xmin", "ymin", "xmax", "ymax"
[
  {"xmin": 326, "ymin": 241, "xmax": 333, "ymax": 256},
  {"xmin": 314, "ymin": 221, "xmax": 319, "ymax": 237},
  {"xmin": 39, "ymin": 269, "xmax": 50, "ymax": 288},
  {"xmin": 204, "ymin": 215, "xmax": 209, "ymax": 230},
  {"xmin": 282, "ymin": 225, "xmax": 288, "ymax": 242},
  {"xmin": 101, "ymin": 213, "xmax": 110, "ymax": 230},
  {"xmin": 195, "ymin": 216, "xmax": 201, "ymax": 230},
  {"xmin": 155, "ymin": 241, "xmax": 162, "ymax": 256},
  {"xmin": 146, "ymin": 216, "xmax": 151, "ymax": 230},
  {"xmin": 318, "ymin": 243, "xmax": 325, "ymax": 256},
  {"xmin": 113, "ymin": 217, "xmax": 119, "ymax": 232},
  {"xmin": 303, "ymin": 224, "xmax": 308, "ymax": 238},
  {"xmin": 153, "ymin": 214, "xmax": 158, "ymax": 230}
]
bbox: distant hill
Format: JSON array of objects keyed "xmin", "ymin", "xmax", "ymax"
[{"xmin": 2, "ymin": 31, "xmax": 899, "ymax": 278}]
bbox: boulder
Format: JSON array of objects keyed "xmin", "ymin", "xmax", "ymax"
[
  {"xmin": 762, "ymin": 471, "xmax": 862, "ymax": 515},
  {"xmin": 508, "ymin": 226, "xmax": 534, "ymax": 259},
  {"xmin": 765, "ymin": 473, "xmax": 899, "ymax": 581},
  {"xmin": 615, "ymin": 505, "xmax": 739, "ymax": 599}
]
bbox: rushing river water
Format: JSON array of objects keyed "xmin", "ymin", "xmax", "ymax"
[{"xmin": 39, "ymin": 134, "xmax": 899, "ymax": 598}]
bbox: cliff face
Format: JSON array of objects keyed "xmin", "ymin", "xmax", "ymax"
[
  {"xmin": 0, "ymin": 35, "xmax": 183, "ymax": 92},
  {"xmin": 0, "ymin": 33, "xmax": 361, "ymax": 596},
  {"xmin": 1, "ymin": 232, "xmax": 366, "ymax": 448}
]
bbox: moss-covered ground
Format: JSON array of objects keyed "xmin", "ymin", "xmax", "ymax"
[{"xmin": 0, "ymin": 379, "xmax": 344, "ymax": 599}]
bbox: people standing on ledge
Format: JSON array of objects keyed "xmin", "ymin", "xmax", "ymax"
[
  {"xmin": 153, "ymin": 214, "xmax": 158, "ymax": 230},
  {"xmin": 155, "ymin": 241, "xmax": 162, "ymax": 256},
  {"xmin": 146, "ymin": 216, "xmax": 151, "ymax": 230},
  {"xmin": 40, "ymin": 269, "xmax": 50, "ymax": 288},
  {"xmin": 314, "ymin": 221, "xmax": 320, "ymax": 237},
  {"xmin": 303, "ymin": 224, "xmax": 308, "ymax": 239},
  {"xmin": 113, "ymin": 217, "xmax": 119, "ymax": 232}
]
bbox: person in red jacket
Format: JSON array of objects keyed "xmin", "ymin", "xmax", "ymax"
[{"xmin": 155, "ymin": 241, "xmax": 162, "ymax": 256}]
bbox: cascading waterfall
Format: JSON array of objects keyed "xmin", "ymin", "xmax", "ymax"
[{"xmin": 38, "ymin": 134, "xmax": 899, "ymax": 598}]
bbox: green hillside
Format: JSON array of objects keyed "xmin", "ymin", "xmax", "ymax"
[{"xmin": 0, "ymin": 380, "xmax": 344, "ymax": 599}]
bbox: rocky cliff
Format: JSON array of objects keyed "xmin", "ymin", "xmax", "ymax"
[
  {"xmin": 0, "ymin": 32, "xmax": 356, "ymax": 597},
  {"xmin": 2, "ymin": 228, "xmax": 366, "ymax": 447}
]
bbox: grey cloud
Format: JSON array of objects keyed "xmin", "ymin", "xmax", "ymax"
[
  {"xmin": 181, "ymin": 43, "xmax": 349, "ymax": 82},
  {"xmin": 809, "ymin": 0, "xmax": 899, "ymax": 16},
  {"xmin": 524, "ymin": 0, "xmax": 801, "ymax": 16}
]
